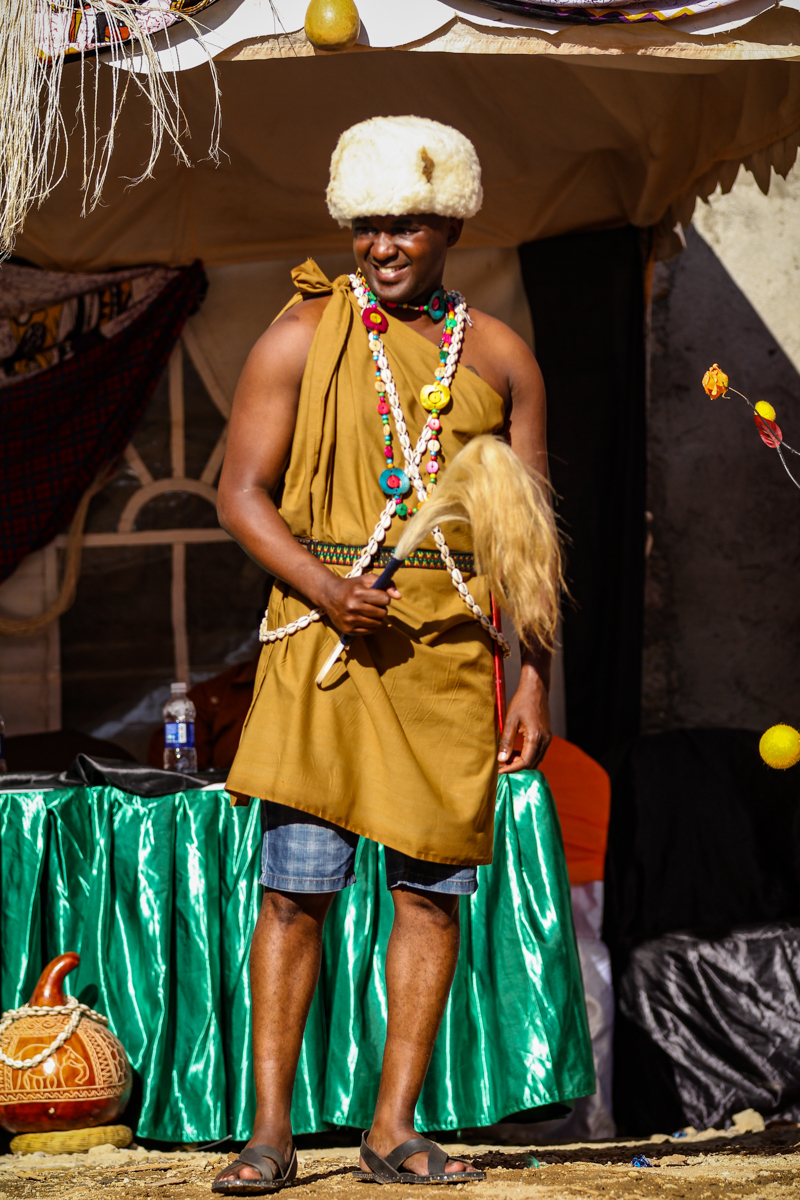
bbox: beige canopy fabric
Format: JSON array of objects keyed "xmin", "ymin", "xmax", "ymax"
[
  {"xmin": 129, "ymin": 0, "xmax": 800, "ymax": 69},
  {"xmin": 222, "ymin": 5, "xmax": 800, "ymax": 60},
  {"xmin": 16, "ymin": 48, "xmax": 800, "ymax": 270}
]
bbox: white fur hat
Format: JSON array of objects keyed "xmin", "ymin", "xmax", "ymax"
[{"xmin": 326, "ymin": 116, "xmax": 483, "ymax": 225}]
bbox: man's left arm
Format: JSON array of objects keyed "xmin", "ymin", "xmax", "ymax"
[{"xmin": 495, "ymin": 327, "xmax": 553, "ymax": 775}]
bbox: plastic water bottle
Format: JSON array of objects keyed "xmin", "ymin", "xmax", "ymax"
[
  {"xmin": 162, "ymin": 682, "xmax": 197, "ymax": 772},
  {"xmin": 0, "ymin": 711, "xmax": 6, "ymax": 774}
]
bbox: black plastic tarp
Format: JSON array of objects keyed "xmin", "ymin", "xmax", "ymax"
[
  {"xmin": 0, "ymin": 754, "xmax": 227, "ymax": 796},
  {"xmin": 604, "ymin": 729, "xmax": 800, "ymax": 1133},
  {"xmin": 616, "ymin": 922, "xmax": 800, "ymax": 1132}
]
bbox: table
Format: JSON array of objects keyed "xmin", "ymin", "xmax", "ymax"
[{"xmin": 1, "ymin": 773, "xmax": 593, "ymax": 1143}]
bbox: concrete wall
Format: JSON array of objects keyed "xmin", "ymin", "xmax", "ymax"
[{"xmin": 643, "ymin": 168, "xmax": 800, "ymax": 734}]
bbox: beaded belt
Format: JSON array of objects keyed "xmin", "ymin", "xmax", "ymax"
[{"xmin": 297, "ymin": 537, "xmax": 475, "ymax": 574}]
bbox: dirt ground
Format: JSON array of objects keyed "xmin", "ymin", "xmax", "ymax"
[{"xmin": 1, "ymin": 1127, "xmax": 798, "ymax": 1200}]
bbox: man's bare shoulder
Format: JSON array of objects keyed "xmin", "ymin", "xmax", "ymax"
[
  {"xmin": 243, "ymin": 295, "xmax": 332, "ymax": 380},
  {"xmin": 466, "ymin": 307, "xmax": 532, "ymax": 359},
  {"xmin": 275, "ymin": 294, "xmax": 332, "ymax": 330},
  {"xmin": 263, "ymin": 294, "xmax": 331, "ymax": 344},
  {"xmin": 458, "ymin": 306, "xmax": 540, "ymax": 403}
]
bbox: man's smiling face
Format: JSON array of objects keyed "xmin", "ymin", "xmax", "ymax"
[{"xmin": 352, "ymin": 213, "xmax": 463, "ymax": 307}]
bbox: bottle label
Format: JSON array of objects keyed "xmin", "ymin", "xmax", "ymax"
[{"xmin": 165, "ymin": 722, "xmax": 195, "ymax": 748}]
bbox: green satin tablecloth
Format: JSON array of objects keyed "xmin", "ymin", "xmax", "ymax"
[{"xmin": 0, "ymin": 772, "xmax": 593, "ymax": 1142}]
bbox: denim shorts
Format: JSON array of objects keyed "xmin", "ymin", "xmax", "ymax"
[{"xmin": 259, "ymin": 801, "xmax": 478, "ymax": 896}]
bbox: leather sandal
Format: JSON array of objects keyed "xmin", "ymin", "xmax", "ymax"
[
  {"xmin": 211, "ymin": 1145, "xmax": 298, "ymax": 1194},
  {"xmin": 353, "ymin": 1131, "xmax": 485, "ymax": 1184}
]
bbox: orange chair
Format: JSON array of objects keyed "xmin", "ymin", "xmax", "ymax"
[{"xmin": 539, "ymin": 735, "xmax": 611, "ymax": 886}]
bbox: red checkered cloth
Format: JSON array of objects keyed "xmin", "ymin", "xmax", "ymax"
[{"xmin": 0, "ymin": 260, "xmax": 207, "ymax": 583}]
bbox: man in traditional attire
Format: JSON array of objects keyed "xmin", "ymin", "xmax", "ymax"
[{"xmin": 213, "ymin": 117, "xmax": 553, "ymax": 1192}]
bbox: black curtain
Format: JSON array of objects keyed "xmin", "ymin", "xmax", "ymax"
[{"xmin": 518, "ymin": 227, "xmax": 647, "ymax": 761}]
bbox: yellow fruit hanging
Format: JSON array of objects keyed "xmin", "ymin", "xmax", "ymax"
[
  {"xmin": 304, "ymin": 0, "xmax": 361, "ymax": 50},
  {"xmin": 759, "ymin": 724, "xmax": 800, "ymax": 770}
]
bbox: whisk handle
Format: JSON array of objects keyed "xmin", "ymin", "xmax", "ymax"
[{"xmin": 371, "ymin": 556, "xmax": 403, "ymax": 592}]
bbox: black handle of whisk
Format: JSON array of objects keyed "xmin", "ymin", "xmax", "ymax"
[{"xmin": 371, "ymin": 555, "xmax": 403, "ymax": 593}]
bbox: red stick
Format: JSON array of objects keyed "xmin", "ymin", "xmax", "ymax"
[{"xmin": 491, "ymin": 595, "xmax": 506, "ymax": 734}]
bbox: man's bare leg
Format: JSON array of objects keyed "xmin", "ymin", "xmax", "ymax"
[
  {"xmin": 215, "ymin": 889, "xmax": 334, "ymax": 1184},
  {"xmin": 362, "ymin": 888, "xmax": 477, "ymax": 1177}
]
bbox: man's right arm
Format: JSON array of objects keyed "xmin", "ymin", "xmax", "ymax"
[{"xmin": 217, "ymin": 302, "xmax": 399, "ymax": 636}]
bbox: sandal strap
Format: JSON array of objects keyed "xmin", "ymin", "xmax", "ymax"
[
  {"xmin": 425, "ymin": 1143, "xmax": 449, "ymax": 1176},
  {"xmin": 361, "ymin": 1132, "xmax": 449, "ymax": 1179},
  {"xmin": 361, "ymin": 1132, "xmax": 400, "ymax": 1180},
  {"xmin": 235, "ymin": 1145, "xmax": 288, "ymax": 1180},
  {"xmin": 385, "ymin": 1137, "xmax": 437, "ymax": 1172}
]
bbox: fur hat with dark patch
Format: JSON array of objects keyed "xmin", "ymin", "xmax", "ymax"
[{"xmin": 326, "ymin": 116, "xmax": 483, "ymax": 225}]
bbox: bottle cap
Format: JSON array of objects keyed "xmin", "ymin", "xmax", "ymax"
[{"xmin": 170, "ymin": 682, "xmax": 188, "ymax": 695}]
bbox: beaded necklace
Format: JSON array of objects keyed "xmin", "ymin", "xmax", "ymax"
[
  {"xmin": 384, "ymin": 286, "xmax": 447, "ymax": 321},
  {"xmin": 357, "ymin": 274, "xmax": 462, "ymax": 519}
]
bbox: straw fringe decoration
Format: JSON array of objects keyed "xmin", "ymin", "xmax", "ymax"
[{"xmin": 0, "ymin": 0, "xmax": 221, "ymax": 260}]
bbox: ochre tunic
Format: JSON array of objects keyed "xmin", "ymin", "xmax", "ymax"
[{"xmin": 226, "ymin": 262, "xmax": 505, "ymax": 866}]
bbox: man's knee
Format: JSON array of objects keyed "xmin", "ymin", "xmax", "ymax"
[
  {"xmin": 392, "ymin": 887, "xmax": 460, "ymax": 926},
  {"xmin": 260, "ymin": 888, "xmax": 333, "ymax": 926}
]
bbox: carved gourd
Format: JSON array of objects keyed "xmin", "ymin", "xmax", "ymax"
[{"xmin": 0, "ymin": 953, "xmax": 131, "ymax": 1133}]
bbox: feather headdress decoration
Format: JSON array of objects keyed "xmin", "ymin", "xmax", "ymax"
[
  {"xmin": 0, "ymin": 0, "xmax": 221, "ymax": 260},
  {"xmin": 315, "ymin": 435, "xmax": 563, "ymax": 684}
]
